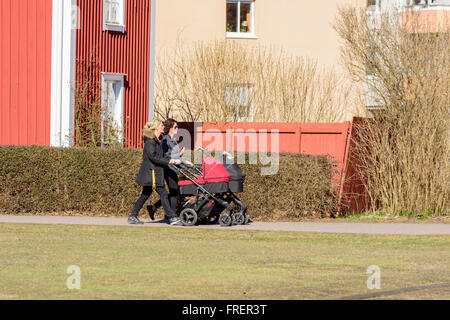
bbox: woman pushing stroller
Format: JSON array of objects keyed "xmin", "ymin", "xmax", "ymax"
[
  {"xmin": 128, "ymin": 119, "xmax": 183, "ymax": 225},
  {"xmin": 147, "ymin": 119, "xmax": 193, "ymax": 220},
  {"xmin": 130, "ymin": 118, "xmax": 250, "ymax": 227}
]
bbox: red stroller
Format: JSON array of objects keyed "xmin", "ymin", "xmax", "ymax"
[{"xmin": 170, "ymin": 149, "xmax": 249, "ymax": 227}]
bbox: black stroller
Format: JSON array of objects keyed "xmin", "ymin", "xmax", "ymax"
[{"xmin": 169, "ymin": 148, "xmax": 249, "ymax": 227}]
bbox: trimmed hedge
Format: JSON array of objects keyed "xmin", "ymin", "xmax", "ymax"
[{"xmin": 0, "ymin": 146, "xmax": 337, "ymax": 220}]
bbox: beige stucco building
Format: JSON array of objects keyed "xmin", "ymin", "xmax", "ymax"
[
  {"xmin": 152, "ymin": 0, "xmax": 449, "ymax": 121},
  {"xmin": 155, "ymin": 0, "xmax": 366, "ymax": 72},
  {"xmin": 152, "ymin": 0, "xmax": 367, "ymax": 122}
]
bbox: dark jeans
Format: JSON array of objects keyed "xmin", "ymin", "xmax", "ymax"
[
  {"xmin": 152, "ymin": 169, "xmax": 179, "ymax": 213},
  {"xmin": 131, "ymin": 186, "xmax": 176, "ymax": 219}
]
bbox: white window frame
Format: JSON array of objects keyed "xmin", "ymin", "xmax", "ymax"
[
  {"xmin": 103, "ymin": 0, "xmax": 126, "ymax": 33},
  {"xmin": 101, "ymin": 73, "xmax": 126, "ymax": 146},
  {"xmin": 226, "ymin": 0, "xmax": 257, "ymax": 39}
]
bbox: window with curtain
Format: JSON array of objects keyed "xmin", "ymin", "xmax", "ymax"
[
  {"xmin": 101, "ymin": 74, "xmax": 125, "ymax": 147},
  {"xmin": 103, "ymin": 0, "xmax": 125, "ymax": 32}
]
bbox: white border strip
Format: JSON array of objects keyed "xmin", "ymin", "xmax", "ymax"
[
  {"xmin": 149, "ymin": 0, "xmax": 156, "ymax": 122},
  {"xmin": 50, "ymin": 0, "xmax": 76, "ymax": 147}
]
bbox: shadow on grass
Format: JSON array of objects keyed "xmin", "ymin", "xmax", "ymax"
[{"xmin": 338, "ymin": 283, "xmax": 450, "ymax": 300}]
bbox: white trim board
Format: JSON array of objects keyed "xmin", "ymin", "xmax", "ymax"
[
  {"xmin": 149, "ymin": 0, "xmax": 156, "ymax": 121},
  {"xmin": 50, "ymin": 0, "xmax": 76, "ymax": 147}
]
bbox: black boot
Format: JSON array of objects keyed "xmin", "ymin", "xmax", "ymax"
[{"xmin": 146, "ymin": 205, "xmax": 156, "ymax": 221}]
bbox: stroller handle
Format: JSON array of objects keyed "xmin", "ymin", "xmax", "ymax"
[
  {"xmin": 168, "ymin": 164, "xmax": 181, "ymax": 173},
  {"xmin": 168, "ymin": 161, "xmax": 197, "ymax": 172},
  {"xmin": 169, "ymin": 162, "xmax": 202, "ymax": 180}
]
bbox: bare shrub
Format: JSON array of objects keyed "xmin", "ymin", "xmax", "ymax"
[
  {"xmin": 73, "ymin": 58, "xmax": 102, "ymax": 147},
  {"xmin": 334, "ymin": 7, "xmax": 449, "ymax": 215},
  {"xmin": 154, "ymin": 40, "xmax": 362, "ymax": 122},
  {"xmin": 72, "ymin": 58, "xmax": 124, "ymax": 148}
]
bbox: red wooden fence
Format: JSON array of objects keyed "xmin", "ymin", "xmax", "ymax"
[
  {"xmin": 179, "ymin": 121, "xmax": 357, "ymax": 215},
  {"xmin": 193, "ymin": 122, "xmax": 352, "ymax": 186}
]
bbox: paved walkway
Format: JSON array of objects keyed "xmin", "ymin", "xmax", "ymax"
[{"xmin": 0, "ymin": 215, "xmax": 449, "ymax": 235}]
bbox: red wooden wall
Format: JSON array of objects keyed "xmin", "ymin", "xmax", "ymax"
[
  {"xmin": 0, "ymin": 0, "xmax": 53, "ymax": 146},
  {"xmin": 76, "ymin": 0, "xmax": 151, "ymax": 148}
]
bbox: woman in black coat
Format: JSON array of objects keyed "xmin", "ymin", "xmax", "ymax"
[
  {"xmin": 147, "ymin": 118, "xmax": 194, "ymax": 220},
  {"xmin": 129, "ymin": 120, "xmax": 181, "ymax": 225}
]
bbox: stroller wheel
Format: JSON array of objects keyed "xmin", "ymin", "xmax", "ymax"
[
  {"xmin": 232, "ymin": 213, "xmax": 246, "ymax": 226},
  {"xmin": 180, "ymin": 208, "xmax": 198, "ymax": 227},
  {"xmin": 219, "ymin": 214, "xmax": 232, "ymax": 227}
]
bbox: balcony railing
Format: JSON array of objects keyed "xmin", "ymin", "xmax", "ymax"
[
  {"xmin": 366, "ymin": 0, "xmax": 450, "ymax": 14},
  {"xmin": 403, "ymin": 0, "xmax": 450, "ymax": 10}
]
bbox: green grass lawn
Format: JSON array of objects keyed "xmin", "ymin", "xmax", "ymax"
[
  {"xmin": 335, "ymin": 211, "xmax": 450, "ymax": 223},
  {"xmin": 0, "ymin": 223, "xmax": 449, "ymax": 300}
]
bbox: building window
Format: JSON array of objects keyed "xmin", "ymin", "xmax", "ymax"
[
  {"xmin": 103, "ymin": 0, "xmax": 125, "ymax": 33},
  {"xmin": 226, "ymin": 1, "xmax": 256, "ymax": 39},
  {"xmin": 404, "ymin": 0, "xmax": 422, "ymax": 6},
  {"xmin": 365, "ymin": 75, "xmax": 385, "ymax": 110},
  {"xmin": 101, "ymin": 73, "xmax": 125, "ymax": 146},
  {"xmin": 225, "ymin": 84, "xmax": 254, "ymax": 122}
]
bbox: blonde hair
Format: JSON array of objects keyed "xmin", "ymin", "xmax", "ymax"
[{"xmin": 142, "ymin": 119, "xmax": 162, "ymax": 139}]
